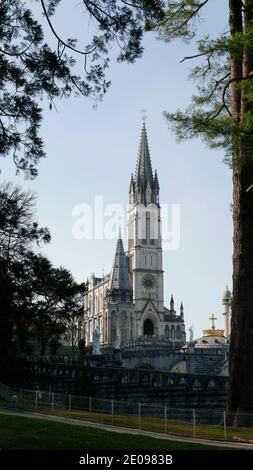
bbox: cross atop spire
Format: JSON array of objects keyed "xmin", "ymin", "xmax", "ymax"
[
  {"xmin": 209, "ymin": 314, "xmax": 217, "ymax": 330},
  {"xmin": 141, "ymin": 109, "xmax": 147, "ymax": 123}
]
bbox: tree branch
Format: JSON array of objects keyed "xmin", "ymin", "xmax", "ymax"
[
  {"xmin": 164, "ymin": 0, "xmax": 209, "ymax": 34},
  {"xmin": 40, "ymin": 0, "xmax": 96, "ymax": 56},
  {"xmin": 0, "ymin": 40, "xmax": 34, "ymax": 57},
  {"xmin": 180, "ymin": 49, "xmax": 214, "ymax": 63},
  {"xmin": 222, "ymin": 71, "xmax": 253, "ymax": 105}
]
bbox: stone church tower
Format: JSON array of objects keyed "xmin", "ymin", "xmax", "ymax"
[
  {"xmin": 83, "ymin": 122, "xmax": 185, "ymax": 348},
  {"xmin": 127, "ymin": 122, "xmax": 164, "ymax": 337}
]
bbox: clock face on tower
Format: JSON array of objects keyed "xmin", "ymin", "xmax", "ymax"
[{"xmin": 142, "ymin": 274, "xmax": 155, "ymax": 291}]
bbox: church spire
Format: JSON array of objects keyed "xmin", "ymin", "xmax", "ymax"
[
  {"xmin": 131, "ymin": 121, "xmax": 160, "ymax": 206},
  {"xmin": 135, "ymin": 122, "xmax": 153, "ymax": 191},
  {"xmin": 110, "ymin": 229, "xmax": 131, "ymax": 291}
]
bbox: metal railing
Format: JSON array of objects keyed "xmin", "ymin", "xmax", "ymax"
[{"xmin": 0, "ymin": 382, "xmax": 253, "ymax": 444}]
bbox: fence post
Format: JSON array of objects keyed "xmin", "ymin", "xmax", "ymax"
[
  {"xmin": 89, "ymin": 396, "xmax": 92, "ymax": 420},
  {"xmin": 111, "ymin": 399, "xmax": 114, "ymax": 424},
  {"xmin": 193, "ymin": 409, "xmax": 196, "ymax": 439},
  {"xmin": 51, "ymin": 392, "xmax": 54, "ymax": 414},
  {"xmin": 35, "ymin": 390, "xmax": 38, "ymax": 411},
  {"xmin": 165, "ymin": 405, "xmax": 167, "ymax": 434},
  {"xmin": 223, "ymin": 410, "xmax": 227, "ymax": 441},
  {"xmin": 68, "ymin": 394, "xmax": 72, "ymax": 411},
  {"xmin": 138, "ymin": 403, "xmax": 141, "ymax": 430}
]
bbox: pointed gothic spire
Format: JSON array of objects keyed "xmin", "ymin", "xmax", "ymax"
[
  {"xmin": 135, "ymin": 122, "xmax": 153, "ymax": 192},
  {"xmin": 170, "ymin": 294, "xmax": 174, "ymax": 311},
  {"xmin": 129, "ymin": 173, "xmax": 135, "ymax": 194},
  {"xmin": 153, "ymin": 170, "xmax": 160, "ymax": 190},
  {"xmin": 110, "ymin": 229, "xmax": 130, "ymax": 291},
  {"xmin": 180, "ymin": 301, "xmax": 184, "ymax": 317}
]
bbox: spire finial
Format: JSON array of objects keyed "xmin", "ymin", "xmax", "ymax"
[
  {"xmin": 209, "ymin": 314, "xmax": 217, "ymax": 330},
  {"xmin": 141, "ymin": 109, "xmax": 147, "ymax": 124}
]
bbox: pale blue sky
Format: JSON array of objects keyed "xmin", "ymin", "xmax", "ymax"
[{"xmin": 1, "ymin": 1, "xmax": 231, "ymax": 338}]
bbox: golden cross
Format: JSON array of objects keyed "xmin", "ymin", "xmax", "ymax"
[{"xmin": 209, "ymin": 314, "xmax": 217, "ymax": 329}]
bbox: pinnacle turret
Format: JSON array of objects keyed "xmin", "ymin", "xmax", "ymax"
[
  {"xmin": 170, "ymin": 294, "xmax": 174, "ymax": 312},
  {"xmin": 129, "ymin": 173, "xmax": 135, "ymax": 193},
  {"xmin": 153, "ymin": 170, "xmax": 160, "ymax": 190},
  {"xmin": 110, "ymin": 229, "xmax": 131, "ymax": 291}
]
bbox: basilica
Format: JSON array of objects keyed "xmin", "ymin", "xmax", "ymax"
[{"xmin": 84, "ymin": 123, "xmax": 186, "ymax": 349}]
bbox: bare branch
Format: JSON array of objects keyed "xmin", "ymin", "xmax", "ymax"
[
  {"xmin": 207, "ymin": 103, "xmax": 231, "ymax": 121},
  {"xmin": 0, "ymin": 40, "xmax": 34, "ymax": 57},
  {"xmin": 180, "ymin": 50, "xmax": 213, "ymax": 63},
  {"xmin": 82, "ymin": 0, "xmax": 116, "ymax": 23},
  {"xmin": 40, "ymin": 0, "xmax": 96, "ymax": 56}
]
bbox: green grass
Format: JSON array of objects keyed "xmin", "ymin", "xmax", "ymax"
[
  {"xmin": 3, "ymin": 396, "xmax": 253, "ymax": 444},
  {"xmin": 29, "ymin": 405, "xmax": 253, "ymax": 442},
  {"xmin": 0, "ymin": 413, "xmax": 231, "ymax": 450}
]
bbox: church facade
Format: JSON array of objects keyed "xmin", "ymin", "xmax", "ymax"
[{"xmin": 84, "ymin": 123, "xmax": 186, "ymax": 348}]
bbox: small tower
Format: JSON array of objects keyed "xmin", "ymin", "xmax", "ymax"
[
  {"xmin": 180, "ymin": 301, "xmax": 184, "ymax": 319},
  {"xmin": 129, "ymin": 173, "xmax": 135, "ymax": 204},
  {"xmin": 170, "ymin": 294, "xmax": 175, "ymax": 313},
  {"xmin": 109, "ymin": 228, "xmax": 132, "ymax": 303},
  {"xmin": 153, "ymin": 170, "xmax": 160, "ymax": 205},
  {"xmin": 222, "ymin": 285, "xmax": 232, "ymax": 337}
]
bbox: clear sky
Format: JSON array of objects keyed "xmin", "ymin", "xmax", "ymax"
[{"xmin": 1, "ymin": 1, "xmax": 231, "ymax": 339}]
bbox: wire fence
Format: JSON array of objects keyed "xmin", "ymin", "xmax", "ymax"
[{"xmin": 0, "ymin": 382, "xmax": 253, "ymax": 444}]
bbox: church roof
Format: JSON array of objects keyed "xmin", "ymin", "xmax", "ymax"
[
  {"xmin": 110, "ymin": 230, "xmax": 131, "ymax": 291},
  {"xmin": 135, "ymin": 122, "xmax": 153, "ymax": 191}
]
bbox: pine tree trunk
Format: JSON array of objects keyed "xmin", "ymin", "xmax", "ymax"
[{"xmin": 228, "ymin": 0, "xmax": 253, "ymax": 425}]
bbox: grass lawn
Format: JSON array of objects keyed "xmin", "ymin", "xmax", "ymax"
[
  {"xmin": 0, "ymin": 413, "xmax": 231, "ymax": 450},
  {"xmin": 3, "ymin": 395, "xmax": 253, "ymax": 443}
]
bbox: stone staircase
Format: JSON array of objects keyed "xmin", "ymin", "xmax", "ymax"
[
  {"xmin": 210, "ymin": 359, "xmax": 229, "ymax": 376},
  {"xmin": 188, "ymin": 353, "xmax": 225, "ymax": 375}
]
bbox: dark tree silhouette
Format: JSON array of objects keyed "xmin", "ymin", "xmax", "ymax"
[
  {"xmin": 155, "ymin": 0, "xmax": 253, "ymax": 421},
  {"xmin": 0, "ymin": 0, "xmax": 165, "ymax": 177}
]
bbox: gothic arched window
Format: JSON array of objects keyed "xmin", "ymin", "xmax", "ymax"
[
  {"xmin": 176, "ymin": 325, "xmax": 181, "ymax": 339},
  {"xmin": 164, "ymin": 325, "xmax": 170, "ymax": 338},
  {"xmin": 120, "ymin": 311, "xmax": 128, "ymax": 343},
  {"xmin": 144, "ymin": 319, "xmax": 154, "ymax": 336},
  {"xmin": 146, "ymin": 212, "xmax": 150, "ymax": 243},
  {"xmin": 111, "ymin": 311, "xmax": 117, "ymax": 344}
]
